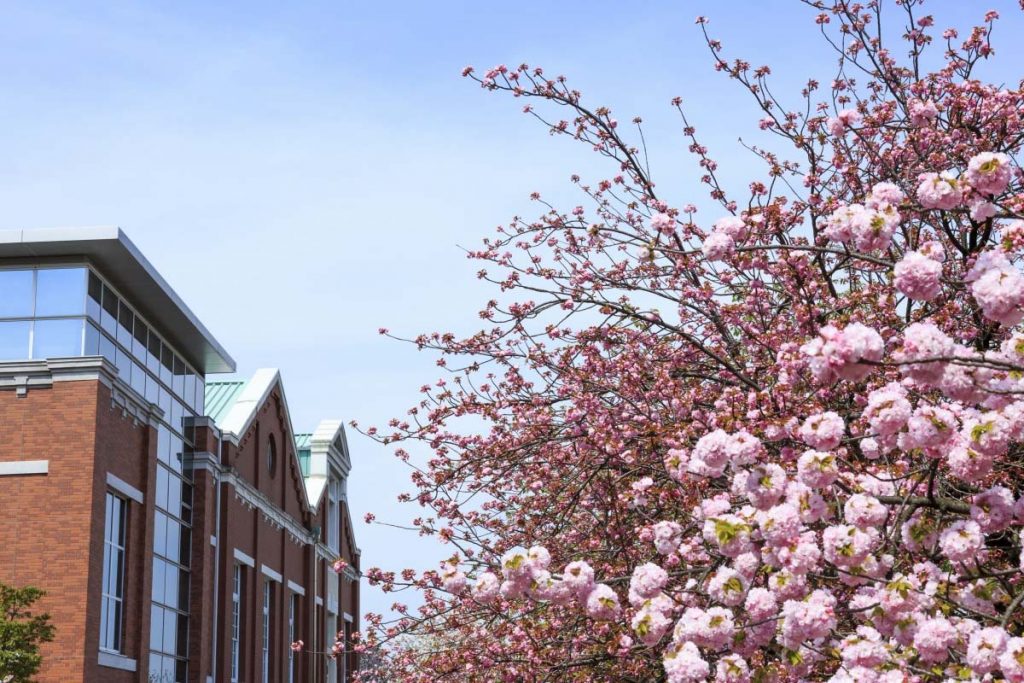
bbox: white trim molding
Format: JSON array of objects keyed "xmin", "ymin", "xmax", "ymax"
[
  {"xmin": 0, "ymin": 460, "xmax": 48, "ymax": 476},
  {"xmin": 106, "ymin": 473, "xmax": 143, "ymax": 504},
  {"xmin": 261, "ymin": 565, "xmax": 283, "ymax": 583},
  {"xmin": 343, "ymin": 612, "xmax": 354, "ymax": 623},
  {"xmin": 287, "ymin": 580, "xmax": 305, "ymax": 596},
  {"xmin": 315, "ymin": 596, "xmax": 324, "ymax": 607},
  {"xmin": 98, "ymin": 651, "xmax": 137, "ymax": 672},
  {"xmin": 233, "ymin": 548, "xmax": 255, "ymax": 568}
]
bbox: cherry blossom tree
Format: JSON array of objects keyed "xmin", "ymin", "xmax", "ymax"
[{"xmin": 354, "ymin": 2, "xmax": 1024, "ymax": 680}]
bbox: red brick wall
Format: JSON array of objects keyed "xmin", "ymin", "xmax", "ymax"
[{"xmin": 0, "ymin": 379, "xmax": 155, "ymax": 683}]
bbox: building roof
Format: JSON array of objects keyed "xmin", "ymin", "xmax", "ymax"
[
  {"xmin": 203, "ymin": 371, "xmax": 352, "ymax": 513},
  {"xmin": 0, "ymin": 226, "xmax": 235, "ymax": 374},
  {"xmin": 205, "ymin": 380, "xmax": 247, "ymax": 424}
]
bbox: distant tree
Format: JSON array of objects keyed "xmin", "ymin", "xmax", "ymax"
[{"xmin": 0, "ymin": 583, "xmax": 55, "ymax": 683}]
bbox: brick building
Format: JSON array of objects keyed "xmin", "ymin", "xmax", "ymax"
[{"xmin": 0, "ymin": 227, "xmax": 360, "ymax": 682}]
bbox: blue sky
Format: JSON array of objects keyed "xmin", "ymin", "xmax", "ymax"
[{"xmin": 1, "ymin": 0, "xmax": 1022, "ymax": 620}]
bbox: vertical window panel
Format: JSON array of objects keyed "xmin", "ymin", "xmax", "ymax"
[{"xmin": 100, "ymin": 493, "xmax": 127, "ymax": 653}]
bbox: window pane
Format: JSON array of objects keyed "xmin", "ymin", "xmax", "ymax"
[
  {"xmin": 87, "ymin": 271, "xmax": 102, "ymax": 321},
  {"xmin": 35, "ymin": 268, "xmax": 86, "ymax": 316},
  {"xmin": 172, "ymin": 356, "xmax": 185, "ymax": 396},
  {"xmin": 84, "ymin": 322, "xmax": 100, "ymax": 355},
  {"xmin": 133, "ymin": 318, "xmax": 148, "ymax": 360},
  {"xmin": 100, "ymin": 333, "xmax": 116, "ymax": 366},
  {"xmin": 131, "ymin": 360, "xmax": 145, "ymax": 395},
  {"xmin": 165, "ymin": 519, "xmax": 181, "ymax": 563},
  {"xmin": 195, "ymin": 376, "xmax": 205, "ymax": 415},
  {"xmin": 184, "ymin": 371, "xmax": 196, "ymax": 412},
  {"xmin": 117, "ymin": 301, "xmax": 133, "ymax": 347},
  {"xmin": 156, "ymin": 466, "xmax": 168, "ymax": 510},
  {"xmin": 152, "ymin": 558, "xmax": 166, "ymax": 603},
  {"xmin": 164, "ymin": 563, "xmax": 179, "ymax": 609},
  {"xmin": 0, "ymin": 320, "xmax": 31, "ymax": 360},
  {"xmin": 101, "ymin": 284, "xmax": 118, "ymax": 335},
  {"xmin": 150, "ymin": 606, "xmax": 164, "ymax": 651},
  {"xmin": 0, "ymin": 270, "xmax": 33, "ymax": 318},
  {"xmin": 153, "ymin": 511, "xmax": 168, "ymax": 557},
  {"xmin": 32, "ymin": 318, "xmax": 83, "ymax": 359},
  {"xmin": 162, "ymin": 608, "xmax": 177, "ymax": 652}
]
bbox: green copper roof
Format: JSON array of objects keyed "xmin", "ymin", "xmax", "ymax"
[
  {"xmin": 295, "ymin": 433, "xmax": 312, "ymax": 476},
  {"xmin": 205, "ymin": 380, "xmax": 247, "ymax": 424}
]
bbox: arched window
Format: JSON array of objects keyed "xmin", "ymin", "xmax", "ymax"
[{"xmin": 266, "ymin": 435, "xmax": 277, "ymax": 476}]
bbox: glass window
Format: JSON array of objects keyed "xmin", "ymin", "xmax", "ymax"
[
  {"xmin": 117, "ymin": 301, "xmax": 133, "ymax": 347},
  {"xmin": 87, "ymin": 271, "xmax": 102, "ymax": 321},
  {"xmin": 172, "ymin": 356, "xmax": 185, "ymax": 396},
  {"xmin": 164, "ymin": 563, "xmax": 179, "ymax": 610},
  {"xmin": 131, "ymin": 359, "xmax": 145, "ymax": 395},
  {"xmin": 0, "ymin": 270, "xmax": 33, "ymax": 318},
  {"xmin": 154, "ymin": 511, "xmax": 168, "ymax": 558},
  {"xmin": 114, "ymin": 345, "xmax": 129, "ymax": 380},
  {"xmin": 266, "ymin": 437, "xmax": 277, "ymax": 477},
  {"xmin": 146, "ymin": 373, "xmax": 159, "ymax": 404},
  {"xmin": 231, "ymin": 565, "xmax": 242, "ymax": 683},
  {"xmin": 100, "ymin": 493, "xmax": 127, "ymax": 653},
  {"xmin": 288, "ymin": 594, "xmax": 297, "ymax": 683},
  {"xmin": 99, "ymin": 333, "xmax": 116, "ymax": 367},
  {"xmin": 101, "ymin": 283, "xmax": 118, "ymax": 335},
  {"xmin": 31, "ymin": 318, "xmax": 83, "ymax": 359},
  {"xmin": 160, "ymin": 342, "xmax": 173, "ymax": 385},
  {"xmin": 84, "ymin": 322, "xmax": 100, "ymax": 356},
  {"xmin": 35, "ymin": 267, "xmax": 86, "ymax": 317},
  {"xmin": 0, "ymin": 320, "xmax": 31, "ymax": 360},
  {"xmin": 156, "ymin": 466, "xmax": 169, "ymax": 510},
  {"xmin": 164, "ymin": 518, "xmax": 181, "ymax": 564},
  {"xmin": 157, "ymin": 425, "xmax": 171, "ymax": 464},
  {"xmin": 150, "ymin": 606, "xmax": 164, "ymax": 651},
  {"xmin": 262, "ymin": 580, "xmax": 271, "ymax": 682},
  {"xmin": 184, "ymin": 370, "xmax": 197, "ymax": 412},
  {"xmin": 152, "ymin": 558, "xmax": 166, "ymax": 604},
  {"xmin": 195, "ymin": 376, "xmax": 205, "ymax": 415},
  {"xmin": 147, "ymin": 331, "xmax": 162, "ymax": 374},
  {"xmin": 132, "ymin": 318, "xmax": 148, "ymax": 362}
]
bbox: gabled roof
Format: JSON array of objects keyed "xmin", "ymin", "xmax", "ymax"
[{"xmin": 204, "ymin": 369, "xmax": 352, "ymax": 513}]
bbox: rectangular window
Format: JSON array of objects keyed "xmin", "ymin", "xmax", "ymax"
[
  {"xmin": 35, "ymin": 267, "xmax": 86, "ymax": 317},
  {"xmin": 288, "ymin": 594, "xmax": 297, "ymax": 683},
  {"xmin": 262, "ymin": 580, "xmax": 272, "ymax": 682},
  {"xmin": 231, "ymin": 565, "xmax": 242, "ymax": 683},
  {"xmin": 0, "ymin": 320, "xmax": 31, "ymax": 360},
  {"xmin": 0, "ymin": 269, "xmax": 33, "ymax": 318},
  {"xmin": 100, "ymin": 493, "xmax": 127, "ymax": 653}
]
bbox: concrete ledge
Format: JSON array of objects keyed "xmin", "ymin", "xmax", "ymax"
[
  {"xmin": 106, "ymin": 472, "xmax": 143, "ymax": 504},
  {"xmin": 287, "ymin": 580, "xmax": 305, "ymax": 596},
  {"xmin": 261, "ymin": 564, "xmax": 283, "ymax": 583},
  {"xmin": 98, "ymin": 650, "xmax": 137, "ymax": 672},
  {"xmin": 233, "ymin": 548, "xmax": 255, "ymax": 567},
  {"xmin": 0, "ymin": 460, "xmax": 48, "ymax": 476}
]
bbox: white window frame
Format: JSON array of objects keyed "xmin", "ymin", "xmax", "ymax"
[
  {"xmin": 231, "ymin": 564, "xmax": 241, "ymax": 683},
  {"xmin": 100, "ymin": 492, "xmax": 127, "ymax": 653}
]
